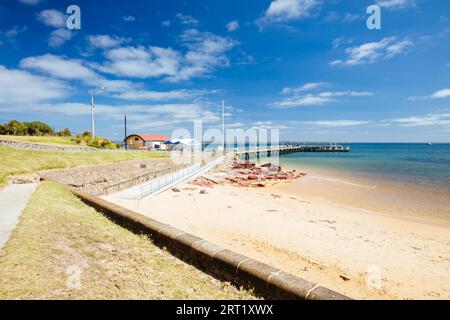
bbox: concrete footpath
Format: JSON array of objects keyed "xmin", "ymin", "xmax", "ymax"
[{"xmin": 0, "ymin": 183, "xmax": 38, "ymax": 248}]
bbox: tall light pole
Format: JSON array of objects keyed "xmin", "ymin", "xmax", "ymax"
[
  {"xmin": 90, "ymin": 87, "xmax": 105, "ymax": 139},
  {"xmin": 124, "ymin": 113, "xmax": 127, "ymax": 150},
  {"xmin": 222, "ymin": 100, "xmax": 225, "ymax": 152}
]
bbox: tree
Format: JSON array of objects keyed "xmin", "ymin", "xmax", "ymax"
[
  {"xmin": 57, "ymin": 128, "xmax": 72, "ymax": 137},
  {"xmin": 27, "ymin": 121, "xmax": 53, "ymax": 136},
  {"xmin": 4, "ymin": 120, "xmax": 27, "ymax": 135},
  {"xmin": 0, "ymin": 124, "xmax": 5, "ymax": 135}
]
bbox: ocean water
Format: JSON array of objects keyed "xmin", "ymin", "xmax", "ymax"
[{"xmin": 279, "ymin": 143, "xmax": 450, "ymax": 189}]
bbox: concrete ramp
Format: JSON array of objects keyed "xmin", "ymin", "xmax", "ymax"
[
  {"xmin": 0, "ymin": 183, "xmax": 38, "ymax": 248},
  {"xmin": 112, "ymin": 156, "xmax": 225, "ymax": 200}
]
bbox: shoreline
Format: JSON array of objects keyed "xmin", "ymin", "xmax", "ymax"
[
  {"xmin": 104, "ymin": 163, "xmax": 450, "ymax": 299},
  {"xmin": 276, "ymin": 161, "xmax": 450, "ymax": 226}
]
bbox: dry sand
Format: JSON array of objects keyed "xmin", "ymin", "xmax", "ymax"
[{"xmin": 104, "ymin": 171, "xmax": 450, "ymax": 300}]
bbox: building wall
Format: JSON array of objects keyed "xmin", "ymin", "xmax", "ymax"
[
  {"xmin": 126, "ymin": 136, "xmax": 145, "ymax": 150},
  {"xmin": 125, "ymin": 136, "xmax": 169, "ymax": 150}
]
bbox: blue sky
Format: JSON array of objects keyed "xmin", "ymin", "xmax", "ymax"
[{"xmin": 0, "ymin": 0, "xmax": 449, "ymax": 142}]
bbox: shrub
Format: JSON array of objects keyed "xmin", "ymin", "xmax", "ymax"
[
  {"xmin": 57, "ymin": 128, "xmax": 71, "ymax": 137},
  {"xmin": 1, "ymin": 120, "xmax": 53, "ymax": 136}
]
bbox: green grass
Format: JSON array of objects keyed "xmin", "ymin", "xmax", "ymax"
[
  {"xmin": 0, "ymin": 135, "xmax": 80, "ymax": 147},
  {"xmin": 0, "ymin": 145, "xmax": 167, "ymax": 186},
  {"xmin": 0, "ymin": 182, "xmax": 256, "ymax": 299}
]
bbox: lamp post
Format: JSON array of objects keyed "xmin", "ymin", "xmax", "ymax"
[
  {"xmin": 222, "ymin": 100, "xmax": 225, "ymax": 153},
  {"xmin": 90, "ymin": 87, "xmax": 105, "ymax": 139},
  {"xmin": 124, "ymin": 113, "xmax": 127, "ymax": 150}
]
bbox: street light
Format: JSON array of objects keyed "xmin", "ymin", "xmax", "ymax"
[{"xmin": 90, "ymin": 86, "xmax": 105, "ymax": 139}]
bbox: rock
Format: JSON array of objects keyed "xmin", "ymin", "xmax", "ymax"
[
  {"xmin": 232, "ymin": 161, "xmax": 256, "ymax": 169},
  {"xmin": 140, "ymin": 164, "xmax": 147, "ymax": 169},
  {"xmin": 10, "ymin": 173, "xmax": 40, "ymax": 184},
  {"xmin": 171, "ymin": 187, "xmax": 181, "ymax": 192},
  {"xmin": 261, "ymin": 163, "xmax": 272, "ymax": 168},
  {"xmin": 199, "ymin": 189, "xmax": 208, "ymax": 194}
]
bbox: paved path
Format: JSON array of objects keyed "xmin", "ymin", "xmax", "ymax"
[{"xmin": 0, "ymin": 183, "xmax": 38, "ymax": 248}]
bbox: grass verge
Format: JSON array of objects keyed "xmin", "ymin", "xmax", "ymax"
[
  {"xmin": 0, "ymin": 145, "xmax": 167, "ymax": 186},
  {"xmin": 0, "ymin": 135, "xmax": 79, "ymax": 147},
  {"xmin": 0, "ymin": 182, "xmax": 255, "ymax": 299}
]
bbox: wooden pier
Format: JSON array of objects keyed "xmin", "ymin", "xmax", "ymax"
[{"xmin": 233, "ymin": 144, "xmax": 350, "ymax": 160}]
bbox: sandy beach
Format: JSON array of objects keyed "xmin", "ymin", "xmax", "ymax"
[{"xmin": 105, "ymin": 167, "xmax": 450, "ymax": 300}]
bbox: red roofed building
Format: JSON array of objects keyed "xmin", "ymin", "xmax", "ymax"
[{"xmin": 124, "ymin": 134, "xmax": 170, "ymax": 150}]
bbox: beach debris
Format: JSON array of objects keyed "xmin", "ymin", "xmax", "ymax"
[
  {"xmin": 340, "ymin": 275, "xmax": 351, "ymax": 282},
  {"xmin": 171, "ymin": 187, "xmax": 181, "ymax": 192},
  {"xmin": 271, "ymin": 194, "xmax": 282, "ymax": 199},
  {"xmin": 199, "ymin": 189, "xmax": 208, "ymax": 194}
]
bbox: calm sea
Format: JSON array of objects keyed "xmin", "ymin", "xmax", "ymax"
[{"xmin": 279, "ymin": 143, "xmax": 450, "ymax": 189}]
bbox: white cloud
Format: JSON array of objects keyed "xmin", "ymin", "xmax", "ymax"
[
  {"xmin": 122, "ymin": 15, "xmax": 135, "ymax": 22},
  {"xmin": 18, "ymin": 0, "xmax": 43, "ymax": 5},
  {"xmin": 431, "ymin": 89, "xmax": 450, "ymax": 99},
  {"xmin": 168, "ymin": 29, "xmax": 237, "ymax": 82},
  {"xmin": 0, "ymin": 65, "xmax": 69, "ymax": 104},
  {"xmin": 161, "ymin": 20, "xmax": 171, "ymax": 27},
  {"xmin": 376, "ymin": 0, "xmax": 416, "ymax": 10},
  {"xmin": 176, "ymin": 13, "xmax": 199, "ymax": 25},
  {"xmin": 112, "ymin": 89, "xmax": 203, "ymax": 101},
  {"xmin": 389, "ymin": 113, "xmax": 450, "ymax": 127},
  {"xmin": 342, "ymin": 13, "xmax": 362, "ymax": 23},
  {"xmin": 331, "ymin": 37, "xmax": 413, "ymax": 66},
  {"xmin": 48, "ymin": 28, "xmax": 72, "ymax": 47},
  {"xmin": 258, "ymin": 0, "xmax": 322, "ymax": 25},
  {"xmin": 2, "ymin": 26, "xmax": 27, "ymax": 39},
  {"xmin": 37, "ymin": 9, "xmax": 66, "ymax": 28},
  {"xmin": 36, "ymin": 9, "xmax": 73, "ymax": 47},
  {"xmin": 86, "ymin": 35, "xmax": 129, "ymax": 49},
  {"xmin": 20, "ymin": 54, "xmax": 99, "ymax": 81},
  {"xmin": 19, "ymin": 54, "xmax": 208, "ymax": 101},
  {"xmin": 19, "ymin": 54, "xmax": 137, "ymax": 94},
  {"xmin": 305, "ymin": 120, "xmax": 370, "ymax": 127},
  {"xmin": 0, "ymin": 102, "xmax": 222, "ymax": 131},
  {"xmin": 274, "ymin": 94, "xmax": 333, "ymax": 108},
  {"xmin": 272, "ymin": 83, "xmax": 373, "ymax": 108},
  {"xmin": 97, "ymin": 46, "xmax": 181, "ymax": 79},
  {"xmin": 281, "ymin": 82, "xmax": 327, "ymax": 94},
  {"xmin": 409, "ymin": 88, "xmax": 450, "ymax": 100},
  {"xmin": 96, "ymin": 29, "xmax": 236, "ymax": 82},
  {"xmin": 226, "ymin": 21, "xmax": 239, "ymax": 32}
]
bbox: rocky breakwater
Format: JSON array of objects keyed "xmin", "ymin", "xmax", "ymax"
[
  {"xmin": 192, "ymin": 161, "xmax": 306, "ymax": 188},
  {"xmin": 0, "ymin": 140, "xmax": 102, "ymax": 152}
]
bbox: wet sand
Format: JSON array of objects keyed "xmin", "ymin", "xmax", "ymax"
[{"xmin": 104, "ymin": 169, "xmax": 450, "ymax": 300}]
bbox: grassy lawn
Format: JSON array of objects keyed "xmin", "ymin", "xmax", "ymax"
[
  {"xmin": 0, "ymin": 182, "xmax": 255, "ymax": 299},
  {"xmin": 0, "ymin": 135, "xmax": 80, "ymax": 147},
  {"xmin": 0, "ymin": 145, "xmax": 167, "ymax": 186}
]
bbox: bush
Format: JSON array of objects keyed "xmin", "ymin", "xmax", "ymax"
[
  {"xmin": 72, "ymin": 134, "xmax": 118, "ymax": 149},
  {"xmin": 1, "ymin": 120, "xmax": 53, "ymax": 136},
  {"xmin": 57, "ymin": 128, "xmax": 71, "ymax": 137}
]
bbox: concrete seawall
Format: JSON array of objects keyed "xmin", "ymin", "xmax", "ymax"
[{"xmin": 69, "ymin": 187, "xmax": 351, "ymax": 300}]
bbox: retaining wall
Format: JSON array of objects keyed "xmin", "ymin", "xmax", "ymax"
[{"xmin": 70, "ymin": 187, "xmax": 351, "ymax": 300}]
